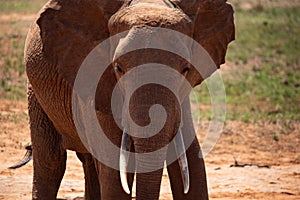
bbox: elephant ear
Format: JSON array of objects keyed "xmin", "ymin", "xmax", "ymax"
[
  {"xmin": 175, "ymin": 0, "xmax": 235, "ymax": 81},
  {"xmin": 36, "ymin": 0, "xmax": 124, "ymax": 85}
]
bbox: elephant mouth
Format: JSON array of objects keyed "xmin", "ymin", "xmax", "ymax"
[{"xmin": 119, "ymin": 128, "xmax": 190, "ymax": 195}]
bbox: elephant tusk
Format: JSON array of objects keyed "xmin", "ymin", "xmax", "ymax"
[
  {"xmin": 174, "ymin": 129, "xmax": 190, "ymax": 194},
  {"xmin": 120, "ymin": 129, "xmax": 132, "ymax": 194}
]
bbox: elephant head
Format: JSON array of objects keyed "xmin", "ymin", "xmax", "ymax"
[
  {"xmin": 104, "ymin": 0, "xmax": 234, "ymax": 197},
  {"xmin": 32, "ymin": 0, "xmax": 234, "ymax": 199}
]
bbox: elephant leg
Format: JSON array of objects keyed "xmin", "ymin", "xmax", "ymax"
[
  {"xmin": 76, "ymin": 153, "xmax": 101, "ymax": 199},
  {"xmin": 97, "ymin": 163, "xmax": 134, "ymax": 200},
  {"xmin": 29, "ymin": 90, "xmax": 67, "ymax": 200},
  {"xmin": 167, "ymin": 138, "xmax": 209, "ymax": 200}
]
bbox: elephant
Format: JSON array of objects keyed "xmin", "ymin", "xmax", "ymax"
[{"xmin": 23, "ymin": 0, "xmax": 234, "ymax": 199}]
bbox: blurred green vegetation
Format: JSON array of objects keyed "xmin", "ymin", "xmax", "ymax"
[
  {"xmin": 0, "ymin": 0, "xmax": 45, "ymax": 99},
  {"xmin": 0, "ymin": 0, "xmax": 45, "ymax": 13},
  {"xmin": 192, "ymin": 5, "xmax": 300, "ymax": 122}
]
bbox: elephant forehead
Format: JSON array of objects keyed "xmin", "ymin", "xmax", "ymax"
[
  {"xmin": 113, "ymin": 27, "xmax": 191, "ymax": 62},
  {"xmin": 109, "ymin": 3, "xmax": 192, "ymax": 36},
  {"xmin": 130, "ymin": 0, "xmax": 173, "ymax": 7}
]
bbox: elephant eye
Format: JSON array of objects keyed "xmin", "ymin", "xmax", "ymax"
[
  {"xmin": 182, "ymin": 66, "xmax": 190, "ymax": 74},
  {"xmin": 114, "ymin": 63, "xmax": 124, "ymax": 74}
]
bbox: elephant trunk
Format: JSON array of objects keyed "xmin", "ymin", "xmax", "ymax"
[
  {"xmin": 134, "ymin": 139, "xmax": 167, "ymax": 200},
  {"xmin": 119, "ymin": 84, "xmax": 189, "ymax": 199}
]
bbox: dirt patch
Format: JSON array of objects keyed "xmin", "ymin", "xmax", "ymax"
[
  {"xmin": 0, "ymin": 100, "xmax": 299, "ymax": 199},
  {"xmin": 0, "ymin": 13, "xmax": 36, "ymax": 22}
]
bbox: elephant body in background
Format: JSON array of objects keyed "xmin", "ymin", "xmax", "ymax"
[{"xmin": 25, "ymin": 0, "xmax": 234, "ymax": 199}]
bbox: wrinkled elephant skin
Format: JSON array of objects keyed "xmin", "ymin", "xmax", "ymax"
[{"xmin": 24, "ymin": 0, "xmax": 234, "ymax": 199}]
